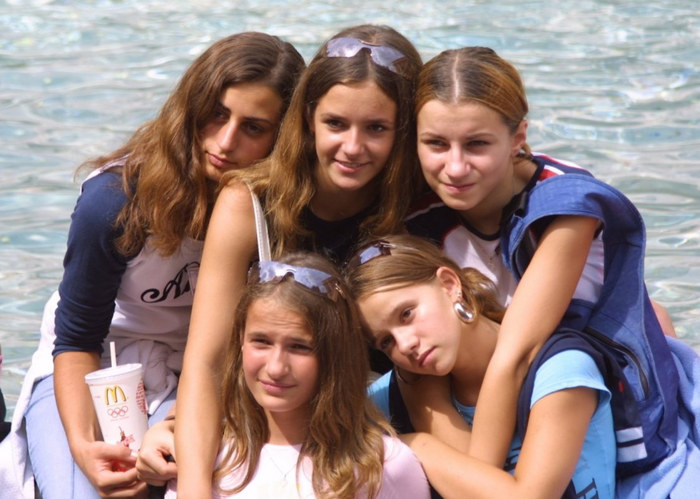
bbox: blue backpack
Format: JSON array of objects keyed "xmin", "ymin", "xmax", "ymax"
[{"xmin": 501, "ymin": 167, "xmax": 680, "ymax": 477}]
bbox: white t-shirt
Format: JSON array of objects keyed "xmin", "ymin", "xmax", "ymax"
[{"xmin": 166, "ymin": 435, "xmax": 429, "ymax": 498}]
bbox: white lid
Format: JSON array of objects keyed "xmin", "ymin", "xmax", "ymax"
[{"xmin": 84, "ymin": 363, "xmax": 143, "ymax": 382}]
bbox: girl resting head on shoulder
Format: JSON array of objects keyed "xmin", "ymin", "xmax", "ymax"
[
  {"xmin": 22, "ymin": 32, "xmax": 305, "ymax": 499},
  {"xmin": 87, "ymin": 31, "xmax": 305, "ymax": 256},
  {"xmin": 345, "ymin": 234, "xmax": 616, "ymax": 498}
]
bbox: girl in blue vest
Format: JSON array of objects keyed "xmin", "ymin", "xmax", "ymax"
[
  {"xmin": 2, "ymin": 33, "xmax": 305, "ymax": 499},
  {"xmin": 346, "ymin": 234, "xmax": 616, "ymax": 498},
  {"xmin": 404, "ymin": 46, "xmax": 684, "ymax": 485}
]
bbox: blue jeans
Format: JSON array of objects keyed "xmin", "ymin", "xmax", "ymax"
[{"xmin": 25, "ymin": 375, "xmax": 175, "ymax": 499}]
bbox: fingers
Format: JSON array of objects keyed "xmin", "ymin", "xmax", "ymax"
[
  {"xmin": 136, "ymin": 447, "xmax": 178, "ymax": 485},
  {"xmin": 136, "ymin": 419, "xmax": 178, "ymax": 485},
  {"xmin": 81, "ymin": 442, "xmax": 146, "ymax": 498}
]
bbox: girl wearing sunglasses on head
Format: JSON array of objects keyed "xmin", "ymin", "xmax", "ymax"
[
  {"xmin": 346, "ymin": 234, "xmax": 617, "ymax": 498},
  {"xmin": 155, "ymin": 25, "xmax": 423, "ymax": 497},
  {"xmin": 2, "ymin": 32, "xmax": 304, "ymax": 499},
  {"xmin": 164, "ymin": 253, "xmax": 429, "ymax": 498}
]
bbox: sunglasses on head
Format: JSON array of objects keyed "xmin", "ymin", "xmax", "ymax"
[
  {"xmin": 326, "ymin": 37, "xmax": 408, "ymax": 78},
  {"xmin": 344, "ymin": 240, "xmax": 398, "ymax": 272},
  {"xmin": 248, "ymin": 261, "xmax": 344, "ymax": 302}
]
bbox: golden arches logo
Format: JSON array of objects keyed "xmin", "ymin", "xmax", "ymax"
[{"xmin": 104, "ymin": 385, "xmax": 127, "ymax": 405}]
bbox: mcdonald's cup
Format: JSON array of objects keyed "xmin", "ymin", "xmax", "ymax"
[{"xmin": 85, "ymin": 363, "xmax": 149, "ymax": 452}]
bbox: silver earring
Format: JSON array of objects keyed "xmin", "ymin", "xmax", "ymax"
[{"xmin": 453, "ymin": 300, "xmax": 474, "ymax": 323}]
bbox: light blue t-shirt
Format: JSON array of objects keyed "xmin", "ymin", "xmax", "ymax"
[
  {"xmin": 368, "ymin": 350, "xmax": 616, "ymax": 498},
  {"xmin": 531, "ymin": 349, "xmax": 616, "ymax": 498}
]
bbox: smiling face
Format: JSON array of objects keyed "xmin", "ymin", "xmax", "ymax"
[
  {"xmin": 200, "ymin": 82, "xmax": 283, "ymax": 182},
  {"xmin": 417, "ymin": 99, "xmax": 527, "ymax": 233},
  {"xmin": 309, "ymin": 81, "xmax": 397, "ymax": 199},
  {"xmin": 356, "ymin": 270, "xmax": 464, "ymax": 376},
  {"xmin": 241, "ymin": 296, "xmax": 319, "ymax": 423}
]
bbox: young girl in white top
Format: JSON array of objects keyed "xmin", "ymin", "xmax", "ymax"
[{"xmin": 166, "ymin": 252, "xmax": 429, "ymax": 498}]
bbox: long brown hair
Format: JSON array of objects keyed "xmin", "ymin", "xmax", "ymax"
[
  {"xmin": 346, "ymin": 234, "xmax": 505, "ymax": 325},
  {"xmin": 229, "ymin": 25, "xmax": 423, "ymax": 258},
  {"xmin": 214, "ymin": 252, "xmax": 391, "ymax": 498},
  {"xmin": 81, "ymin": 32, "xmax": 304, "ymax": 257}
]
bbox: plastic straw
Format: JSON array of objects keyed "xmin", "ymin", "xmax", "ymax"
[{"xmin": 110, "ymin": 341, "xmax": 117, "ymax": 368}]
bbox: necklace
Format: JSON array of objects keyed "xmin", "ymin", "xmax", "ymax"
[
  {"xmin": 269, "ymin": 456, "xmax": 296, "ymax": 480},
  {"xmin": 264, "ymin": 446, "xmax": 301, "ymax": 498}
]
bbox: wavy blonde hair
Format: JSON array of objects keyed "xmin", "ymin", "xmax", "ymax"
[
  {"xmin": 227, "ymin": 25, "xmax": 423, "ymax": 259},
  {"xmin": 80, "ymin": 32, "xmax": 304, "ymax": 257},
  {"xmin": 214, "ymin": 252, "xmax": 392, "ymax": 498}
]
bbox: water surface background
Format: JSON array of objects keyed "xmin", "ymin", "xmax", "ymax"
[{"xmin": 1, "ymin": 0, "xmax": 699, "ymax": 418}]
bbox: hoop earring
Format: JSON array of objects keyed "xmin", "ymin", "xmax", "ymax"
[{"xmin": 453, "ymin": 300, "xmax": 474, "ymax": 323}]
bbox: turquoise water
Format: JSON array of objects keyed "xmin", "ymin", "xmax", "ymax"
[{"xmin": 1, "ymin": 0, "xmax": 699, "ymax": 419}]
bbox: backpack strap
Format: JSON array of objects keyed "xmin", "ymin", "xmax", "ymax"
[
  {"xmin": 388, "ymin": 370, "xmax": 416, "ymax": 434},
  {"xmin": 517, "ymin": 328, "xmax": 644, "ymax": 495},
  {"xmin": 248, "ymin": 185, "xmax": 271, "ymax": 263}
]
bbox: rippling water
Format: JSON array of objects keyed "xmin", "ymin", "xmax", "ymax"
[{"xmin": 1, "ymin": 0, "xmax": 699, "ymax": 418}]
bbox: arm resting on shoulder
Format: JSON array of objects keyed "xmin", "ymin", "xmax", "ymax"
[
  {"xmin": 469, "ymin": 215, "xmax": 599, "ymax": 466},
  {"xmin": 174, "ymin": 182, "xmax": 258, "ymax": 498}
]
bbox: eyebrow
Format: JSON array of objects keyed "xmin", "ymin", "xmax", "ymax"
[
  {"xmin": 419, "ymin": 129, "xmax": 497, "ymax": 140},
  {"xmin": 245, "ymin": 330, "xmax": 313, "ymax": 342},
  {"xmin": 215, "ymin": 102, "xmax": 276, "ymax": 126},
  {"xmin": 243, "ymin": 116, "xmax": 276, "ymax": 126},
  {"xmin": 286, "ymin": 332, "xmax": 314, "ymax": 342},
  {"xmin": 417, "ymin": 131, "xmax": 443, "ymax": 139},
  {"xmin": 318, "ymin": 111, "xmax": 395, "ymax": 125}
]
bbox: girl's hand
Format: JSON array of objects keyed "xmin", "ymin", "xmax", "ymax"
[
  {"xmin": 136, "ymin": 419, "xmax": 178, "ymax": 485},
  {"xmin": 75, "ymin": 440, "xmax": 148, "ymax": 498}
]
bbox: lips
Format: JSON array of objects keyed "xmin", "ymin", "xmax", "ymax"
[
  {"xmin": 443, "ymin": 181, "xmax": 474, "ymax": 193},
  {"xmin": 207, "ymin": 152, "xmax": 235, "ymax": 170},
  {"xmin": 336, "ymin": 159, "xmax": 369, "ymax": 171},
  {"xmin": 416, "ymin": 347, "xmax": 435, "ymax": 368},
  {"xmin": 260, "ymin": 379, "xmax": 294, "ymax": 395}
]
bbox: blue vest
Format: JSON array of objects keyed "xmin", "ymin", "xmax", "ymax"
[{"xmin": 501, "ymin": 172, "xmax": 680, "ymax": 477}]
